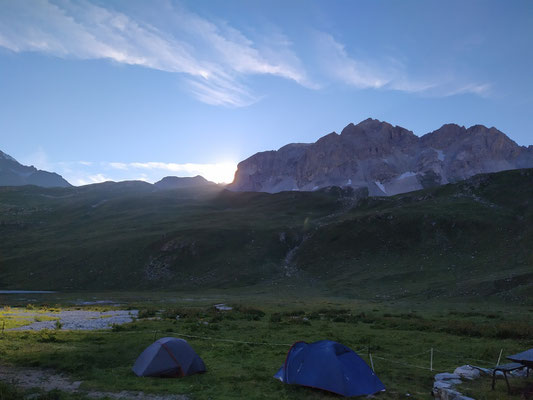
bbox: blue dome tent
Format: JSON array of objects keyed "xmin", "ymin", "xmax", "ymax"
[
  {"xmin": 132, "ymin": 337, "xmax": 206, "ymax": 377},
  {"xmin": 274, "ymin": 340, "xmax": 385, "ymax": 397}
]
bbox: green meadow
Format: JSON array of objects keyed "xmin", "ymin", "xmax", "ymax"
[
  {"xmin": 0, "ymin": 169, "xmax": 532, "ymax": 398},
  {"xmin": 0, "ymin": 292, "xmax": 532, "ymax": 399}
]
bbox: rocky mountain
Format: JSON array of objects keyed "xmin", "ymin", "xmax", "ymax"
[
  {"xmin": 154, "ymin": 175, "xmax": 216, "ymax": 190},
  {"xmin": 229, "ymin": 119, "xmax": 533, "ymax": 195},
  {"xmin": 0, "ymin": 149, "xmax": 71, "ymax": 188}
]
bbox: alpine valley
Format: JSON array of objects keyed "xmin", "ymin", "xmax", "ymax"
[{"xmin": 0, "ymin": 119, "xmax": 532, "ymax": 304}]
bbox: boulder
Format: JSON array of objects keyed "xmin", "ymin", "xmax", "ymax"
[
  {"xmin": 453, "ymin": 365, "xmax": 481, "ymax": 380},
  {"xmin": 435, "ymin": 372, "xmax": 461, "ymax": 381},
  {"xmin": 433, "ymin": 388, "xmax": 475, "ymax": 400}
]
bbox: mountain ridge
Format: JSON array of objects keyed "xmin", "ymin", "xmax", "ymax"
[
  {"xmin": 0, "ymin": 150, "xmax": 217, "ymax": 190},
  {"xmin": 228, "ymin": 119, "xmax": 533, "ymax": 195},
  {"xmin": 0, "ymin": 168, "xmax": 531, "ymax": 302},
  {"xmin": 0, "ymin": 150, "xmax": 71, "ymax": 188}
]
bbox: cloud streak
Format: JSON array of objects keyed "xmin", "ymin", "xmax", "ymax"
[
  {"xmin": 0, "ymin": 2, "xmax": 490, "ymax": 103},
  {"xmin": 314, "ymin": 32, "xmax": 490, "ymax": 97},
  {"xmin": 0, "ymin": 0, "xmax": 312, "ymax": 106}
]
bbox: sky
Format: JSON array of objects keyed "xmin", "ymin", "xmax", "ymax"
[{"xmin": 1, "ymin": 0, "xmax": 532, "ymax": 185}]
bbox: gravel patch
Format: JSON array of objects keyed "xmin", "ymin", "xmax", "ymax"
[
  {"xmin": 9, "ymin": 310, "xmax": 138, "ymax": 331},
  {"xmin": 0, "ymin": 365, "xmax": 189, "ymax": 400}
]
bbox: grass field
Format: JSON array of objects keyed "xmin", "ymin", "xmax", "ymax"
[
  {"xmin": 0, "ymin": 169, "xmax": 532, "ymax": 398},
  {"xmin": 0, "ymin": 307, "xmax": 59, "ymax": 330},
  {"xmin": 0, "ymin": 293, "xmax": 532, "ymax": 399},
  {"xmin": 0, "ymin": 169, "xmax": 532, "ymax": 306}
]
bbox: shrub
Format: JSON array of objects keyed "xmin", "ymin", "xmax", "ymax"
[
  {"xmin": 0, "ymin": 381, "xmax": 23, "ymax": 400},
  {"xmin": 269, "ymin": 313, "xmax": 282, "ymax": 323},
  {"xmin": 37, "ymin": 329, "xmax": 60, "ymax": 343},
  {"xmin": 138, "ymin": 308, "xmax": 157, "ymax": 319},
  {"xmin": 111, "ymin": 323, "xmax": 126, "ymax": 332}
]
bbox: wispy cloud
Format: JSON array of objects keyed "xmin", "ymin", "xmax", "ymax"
[
  {"xmin": 20, "ymin": 146, "xmax": 52, "ymax": 171},
  {"xmin": 314, "ymin": 32, "xmax": 490, "ymax": 97},
  {"xmin": 315, "ymin": 33, "xmax": 391, "ymax": 89},
  {"xmin": 77, "ymin": 173, "xmax": 113, "ymax": 186},
  {"xmin": 0, "ymin": 0, "xmax": 312, "ymax": 106},
  {"xmin": 0, "ymin": 2, "xmax": 490, "ymax": 102},
  {"xmin": 440, "ymin": 83, "xmax": 491, "ymax": 97}
]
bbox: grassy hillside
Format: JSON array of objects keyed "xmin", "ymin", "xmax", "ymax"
[{"xmin": 0, "ymin": 169, "xmax": 531, "ymax": 303}]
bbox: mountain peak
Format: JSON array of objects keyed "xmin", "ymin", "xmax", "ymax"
[
  {"xmin": 341, "ymin": 118, "xmax": 384, "ymax": 133},
  {"xmin": 0, "ymin": 149, "xmax": 71, "ymax": 188},
  {"xmin": 230, "ymin": 119, "xmax": 533, "ymax": 195},
  {"xmin": 0, "ymin": 150, "xmax": 17, "ymax": 162}
]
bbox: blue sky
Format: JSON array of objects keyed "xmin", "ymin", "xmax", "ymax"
[{"xmin": 1, "ymin": 0, "xmax": 532, "ymax": 184}]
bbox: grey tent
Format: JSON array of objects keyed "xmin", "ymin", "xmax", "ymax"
[{"xmin": 132, "ymin": 337, "xmax": 206, "ymax": 377}]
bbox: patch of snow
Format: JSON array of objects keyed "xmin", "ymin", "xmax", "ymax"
[
  {"xmin": 397, "ymin": 171, "xmax": 417, "ymax": 180},
  {"xmin": 435, "ymin": 149, "xmax": 445, "ymax": 161},
  {"xmin": 312, "ymin": 186, "xmax": 319, "ymax": 191},
  {"xmin": 214, "ymin": 303, "xmax": 232, "ymax": 311},
  {"xmin": 374, "ymin": 181, "xmax": 387, "ymax": 194},
  {"xmin": 91, "ymin": 199, "xmax": 108, "ymax": 208},
  {"xmin": 346, "ymin": 179, "xmax": 352, "ymax": 185}
]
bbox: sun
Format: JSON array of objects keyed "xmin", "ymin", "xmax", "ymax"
[{"xmin": 203, "ymin": 162, "xmax": 238, "ymax": 184}]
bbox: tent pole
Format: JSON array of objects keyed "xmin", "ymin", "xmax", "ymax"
[
  {"xmin": 496, "ymin": 349, "xmax": 503, "ymax": 366},
  {"xmin": 369, "ymin": 353, "xmax": 375, "ymax": 371}
]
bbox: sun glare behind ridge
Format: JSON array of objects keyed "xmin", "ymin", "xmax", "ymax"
[{"xmin": 204, "ymin": 162, "xmax": 238, "ymax": 184}]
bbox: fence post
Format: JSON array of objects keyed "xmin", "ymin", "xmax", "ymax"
[
  {"xmin": 430, "ymin": 348, "xmax": 433, "ymax": 372},
  {"xmin": 497, "ymin": 349, "xmax": 503, "ymax": 366}
]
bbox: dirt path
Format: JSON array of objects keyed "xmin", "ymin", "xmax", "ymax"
[{"xmin": 0, "ymin": 365, "xmax": 189, "ymax": 399}]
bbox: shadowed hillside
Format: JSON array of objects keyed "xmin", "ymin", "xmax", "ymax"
[{"xmin": 0, "ymin": 169, "xmax": 531, "ymax": 304}]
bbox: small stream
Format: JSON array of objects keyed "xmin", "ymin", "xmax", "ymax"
[{"xmin": 0, "ymin": 290, "xmax": 57, "ymax": 294}]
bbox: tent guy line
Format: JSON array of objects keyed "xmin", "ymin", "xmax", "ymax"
[{"xmin": 6, "ymin": 328, "xmax": 501, "ymax": 373}]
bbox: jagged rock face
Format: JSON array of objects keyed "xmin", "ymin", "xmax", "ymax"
[
  {"xmin": 0, "ymin": 150, "xmax": 71, "ymax": 188},
  {"xmin": 229, "ymin": 119, "xmax": 533, "ymax": 195},
  {"xmin": 421, "ymin": 124, "xmax": 528, "ymax": 182}
]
